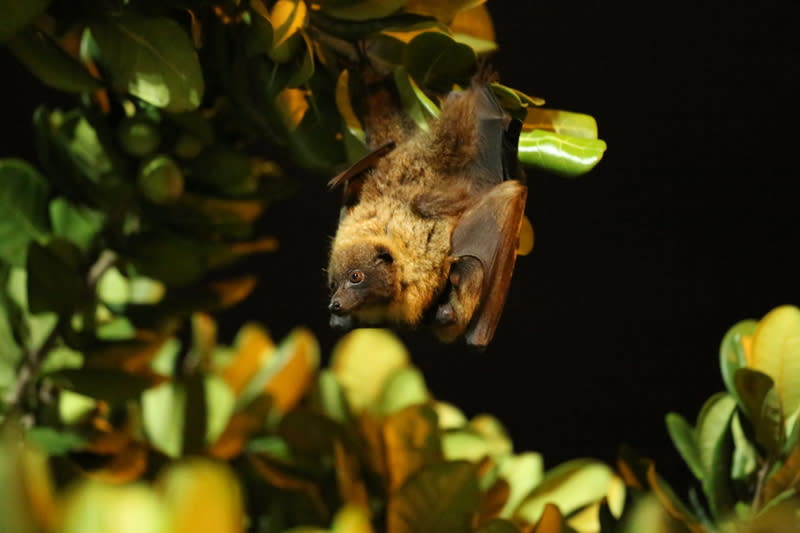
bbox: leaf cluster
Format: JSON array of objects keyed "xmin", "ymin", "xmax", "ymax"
[
  {"xmin": 1, "ymin": 325, "xmax": 627, "ymax": 533},
  {"xmin": 618, "ymin": 305, "xmax": 800, "ymax": 533}
]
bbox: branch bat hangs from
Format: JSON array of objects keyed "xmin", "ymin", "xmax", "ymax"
[{"xmin": 326, "ymin": 77, "xmax": 527, "ymax": 348}]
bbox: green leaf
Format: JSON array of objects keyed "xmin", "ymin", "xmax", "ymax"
[
  {"xmin": 89, "ymin": 15, "xmax": 204, "ymax": 112},
  {"xmin": 7, "ymin": 28, "xmax": 101, "ymax": 93},
  {"xmin": 393, "ymin": 66, "xmax": 439, "ymax": 132},
  {"xmin": 734, "ymin": 368, "xmax": 785, "ymax": 457},
  {"xmin": 269, "ymin": 0, "xmax": 307, "ymax": 63},
  {"xmin": 498, "ymin": 453, "xmax": 544, "ymax": 518},
  {"xmin": 26, "ymin": 427, "xmax": 85, "ymax": 455},
  {"xmin": 49, "ymin": 368, "xmax": 156, "ymax": 404},
  {"xmin": 286, "ymin": 33, "xmax": 315, "ymax": 88},
  {"xmin": 0, "ymin": 268, "xmax": 24, "ymax": 389},
  {"xmin": 49, "ymin": 197, "xmax": 104, "ymax": 252},
  {"xmin": 515, "ymin": 459, "xmax": 614, "ymax": 525},
  {"xmin": 719, "ymin": 319, "xmax": 758, "ymax": 401},
  {"xmin": 0, "ymin": 159, "xmax": 50, "ymax": 267},
  {"xmin": 695, "ymin": 392, "xmax": 737, "ymax": 520},
  {"xmin": 187, "ymin": 147, "xmax": 256, "ymax": 198},
  {"xmin": 524, "ymin": 108, "xmax": 598, "ymax": 139},
  {"xmin": 0, "ymin": 0, "xmax": 49, "ymax": 42},
  {"xmin": 60, "ymin": 481, "xmax": 166, "ymax": 533},
  {"xmin": 750, "ymin": 305, "xmax": 800, "ymax": 420},
  {"xmin": 378, "ymin": 366, "xmax": 429, "ymax": 416},
  {"xmin": 665, "ymin": 412, "xmax": 704, "ymax": 481},
  {"xmin": 387, "ymin": 461, "xmax": 480, "ymax": 533},
  {"xmin": 26, "ymin": 239, "xmax": 84, "ymax": 314},
  {"xmin": 518, "ymin": 130, "xmax": 607, "ymax": 177},
  {"xmin": 730, "ymin": 412, "xmax": 758, "ymax": 481},
  {"xmin": 142, "ymin": 380, "xmax": 187, "ymax": 458},
  {"xmin": 442, "ymin": 430, "xmax": 491, "ymax": 462},
  {"xmin": 404, "ymin": 32, "xmax": 476, "ymax": 93}
]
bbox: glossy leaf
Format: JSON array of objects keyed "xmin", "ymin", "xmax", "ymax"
[
  {"xmin": 695, "ymin": 393, "xmax": 736, "ymax": 518},
  {"xmin": 384, "ymin": 404, "xmax": 442, "ymax": 491},
  {"xmin": 734, "ymin": 368, "xmax": 785, "ymax": 457},
  {"xmin": 518, "ymin": 130, "xmax": 607, "ymax": 177},
  {"xmin": 0, "ymin": 0, "xmax": 49, "ymax": 42},
  {"xmin": 515, "ymin": 459, "xmax": 614, "ymax": 525},
  {"xmin": 220, "ymin": 323, "xmax": 275, "ymax": 396},
  {"xmin": 523, "ymin": 108, "xmax": 598, "ymax": 140},
  {"xmin": 335, "ymin": 69, "xmax": 367, "ymax": 143},
  {"xmin": 450, "ymin": 5, "xmax": 496, "ymax": 53},
  {"xmin": 8, "ymin": 28, "xmax": 101, "ymax": 93},
  {"xmin": 393, "ymin": 66, "xmax": 439, "ymax": 132},
  {"xmin": 750, "ymin": 305, "xmax": 800, "ymax": 420},
  {"xmin": 442, "ymin": 430, "xmax": 491, "ymax": 462},
  {"xmin": 0, "ymin": 159, "xmax": 49, "ymax": 267},
  {"xmin": 719, "ymin": 319, "xmax": 757, "ymax": 401},
  {"xmin": 404, "ymin": 32, "xmax": 476, "ymax": 93},
  {"xmin": 730, "ymin": 412, "xmax": 758, "ymax": 481},
  {"xmin": 89, "ymin": 15, "xmax": 204, "ymax": 112},
  {"xmin": 312, "ymin": 11, "xmax": 435, "ymax": 41},
  {"xmin": 387, "ymin": 461, "xmax": 480, "ymax": 533},
  {"xmin": 331, "ymin": 328, "xmax": 410, "ymax": 412},
  {"xmin": 270, "ymin": 0, "xmax": 307, "ymax": 62},
  {"xmin": 665, "ymin": 412, "xmax": 704, "ymax": 481}
]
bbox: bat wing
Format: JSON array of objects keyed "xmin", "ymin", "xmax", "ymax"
[
  {"xmin": 328, "ymin": 141, "xmax": 396, "ymax": 211},
  {"xmin": 435, "ymin": 179, "xmax": 527, "ymax": 348}
]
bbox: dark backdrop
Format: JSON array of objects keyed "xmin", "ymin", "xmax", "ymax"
[{"xmin": 2, "ymin": 2, "xmax": 799, "ymax": 492}]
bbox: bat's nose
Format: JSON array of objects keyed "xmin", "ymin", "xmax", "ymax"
[{"xmin": 329, "ymin": 300, "xmax": 343, "ymax": 315}]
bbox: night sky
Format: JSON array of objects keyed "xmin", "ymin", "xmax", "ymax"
[{"xmin": 3, "ymin": 2, "xmax": 799, "ymax": 493}]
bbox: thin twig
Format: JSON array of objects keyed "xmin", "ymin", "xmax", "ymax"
[{"xmin": 752, "ymin": 457, "xmax": 774, "ymax": 513}]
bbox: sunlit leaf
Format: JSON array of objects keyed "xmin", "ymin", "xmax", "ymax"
[
  {"xmin": 8, "ymin": 28, "xmax": 101, "ymax": 93},
  {"xmin": 434, "ymin": 401, "xmax": 468, "ymax": 429},
  {"xmin": 450, "ymin": 5, "xmax": 496, "ymax": 51},
  {"xmin": 443, "ymin": 430, "xmax": 491, "ymax": 462},
  {"xmin": 665, "ymin": 412, "xmax": 704, "ymax": 481},
  {"xmin": 404, "ymin": 32, "xmax": 476, "ymax": 93},
  {"xmin": 335, "ymin": 69, "xmax": 366, "ymax": 143},
  {"xmin": 221, "ymin": 323, "xmax": 275, "ymax": 395},
  {"xmin": 384, "ymin": 404, "xmax": 442, "ymax": 491},
  {"xmin": 393, "ymin": 66, "xmax": 439, "ymax": 132},
  {"xmin": 498, "ymin": 452, "xmax": 544, "ymax": 518},
  {"xmin": 734, "ymin": 368, "xmax": 784, "ymax": 457},
  {"xmin": 312, "ymin": 369, "xmax": 352, "ymax": 423},
  {"xmin": 719, "ymin": 319, "xmax": 757, "ymax": 402},
  {"xmin": 89, "ymin": 15, "xmax": 204, "ymax": 112},
  {"xmin": 750, "ymin": 305, "xmax": 800, "ymax": 420},
  {"xmin": 518, "ymin": 130, "xmax": 606, "ymax": 177},
  {"xmin": 515, "ymin": 459, "xmax": 614, "ymax": 525},
  {"xmin": 49, "ymin": 197, "xmax": 104, "ymax": 252},
  {"xmin": 387, "ymin": 461, "xmax": 480, "ymax": 533},
  {"xmin": 236, "ymin": 328, "xmax": 319, "ymax": 412},
  {"xmin": 405, "ymin": 0, "xmax": 483, "ymax": 23},
  {"xmin": 378, "ymin": 366, "xmax": 429, "ymax": 415},
  {"xmin": 469, "ymin": 415, "xmax": 512, "ymax": 457},
  {"xmin": 142, "ymin": 380, "xmax": 187, "ymax": 457},
  {"xmin": 0, "ymin": 0, "xmax": 50, "ymax": 42},
  {"xmin": 61, "ymin": 480, "xmax": 165, "ymax": 533},
  {"xmin": 0, "ymin": 428, "xmax": 57, "ymax": 533},
  {"xmin": 270, "ymin": 0, "xmax": 307, "ymax": 62},
  {"xmin": 331, "ymin": 504, "xmax": 373, "ymax": 533},
  {"xmin": 331, "ymin": 328, "xmax": 409, "ymax": 412},
  {"xmin": 158, "ymin": 458, "xmax": 244, "ymax": 533},
  {"xmin": 0, "ymin": 159, "xmax": 49, "ymax": 267}
]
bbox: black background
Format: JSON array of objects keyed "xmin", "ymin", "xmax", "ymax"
[{"xmin": 2, "ymin": 2, "xmax": 799, "ymax": 492}]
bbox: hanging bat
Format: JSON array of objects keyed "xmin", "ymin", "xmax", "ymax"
[{"xmin": 326, "ymin": 78, "xmax": 527, "ymax": 348}]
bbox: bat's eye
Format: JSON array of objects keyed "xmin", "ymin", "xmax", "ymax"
[{"xmin": 348, "ymin": 270, "xmax": 365, "ymax": 284}]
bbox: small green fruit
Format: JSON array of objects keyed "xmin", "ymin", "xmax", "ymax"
[
  {"xmin": 138, "ymin": 155, "xmax": 184, "ymax": 204},
  {"xmin": 117, "ymin": 117, "xmax": 161, "ymax": 158}
]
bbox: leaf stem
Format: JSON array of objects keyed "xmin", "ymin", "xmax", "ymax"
[
  {"xmin": 752, "ymin": 457, "xmax": 774, "ymax": 513},
  {"xmin": 3, "ymin": 250, "xmax": 119, "ymax": 421}
]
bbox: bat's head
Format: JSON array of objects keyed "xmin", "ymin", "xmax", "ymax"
[{"xmin": 327, "ymin": 241, "xmax": 398, "ymax": 322}]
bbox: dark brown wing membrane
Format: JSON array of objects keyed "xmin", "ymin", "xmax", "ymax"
[{"xmin": 438, "ymin": 180, "xmax": 528, "ymax": 348}]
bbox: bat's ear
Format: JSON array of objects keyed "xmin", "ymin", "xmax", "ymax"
[{"xmin": 374, "ymin": 244, "xmax": 394, "ymax": 265}]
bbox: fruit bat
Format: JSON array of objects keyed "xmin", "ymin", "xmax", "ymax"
[{"xmin": 326, "ymin": 78, "xmax": 527, "ymax": 348}]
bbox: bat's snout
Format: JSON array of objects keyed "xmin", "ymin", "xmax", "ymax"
[{"xmin": 328, "ymin": 299, "xmax": 344, "ymax": 315}]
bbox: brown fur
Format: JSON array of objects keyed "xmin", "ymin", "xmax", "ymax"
[{"xmin": 327, "ymin": 86, "xmax": 490, "ymax": 326}]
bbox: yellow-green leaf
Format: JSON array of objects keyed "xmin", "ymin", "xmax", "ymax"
[
  {"xmin": 331, "ymin": 328, "xmax": 409, "ymax": 412},
  {"xmin": 518, "ymin": 130, "xmax": 607, "ymax": 178},
  {"xmin": 335, "ymin": 69, "xmax": 366, "ymax": 143},
  {"xmin": 719, "ymin": 319, "xmax": 757, "ymax": 401},
  {"xmin": 750, "ymin": 305, "xmax": 800, "ymax": 420},
  {"xmin": 61, "ymin": 481, "xmax": 167, "ymax": 533},
  {"xmin": 384, "ymin": 405, "xmax": 442, "ymax": 491},
  {"xmin": 524, "ymin": 108, "xmax": 598, "ymax": 139}
]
